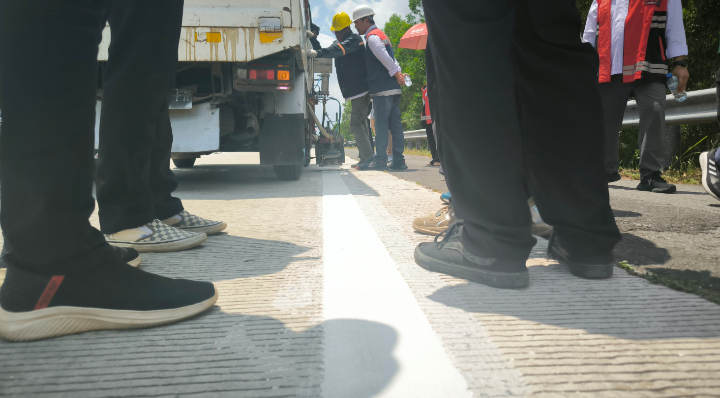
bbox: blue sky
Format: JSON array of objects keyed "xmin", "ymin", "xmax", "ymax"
[{"xmin": 310, "ymin": 0, "xmax": 411, "ymax": 126}]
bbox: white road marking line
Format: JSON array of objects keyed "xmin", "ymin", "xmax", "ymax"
[{"xmin": 321, "ymin": 171, "xmax": 471, "ymax": 398}]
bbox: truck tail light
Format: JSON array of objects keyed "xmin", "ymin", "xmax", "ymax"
[
  {"xmin": 248, "ymin": 70, "xmax": 275, "ymax": 80},
  {"xmin": 277, "ymin": 70, "xmax": 290, "ymax": 81}
]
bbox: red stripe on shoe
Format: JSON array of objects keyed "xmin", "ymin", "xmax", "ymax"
[{"xmin": 34, "ymin": 276, "xmax": 65, "ymax": 310}]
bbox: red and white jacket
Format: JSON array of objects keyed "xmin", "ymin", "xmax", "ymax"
[{"xmin": 583, "ymin": 0, "xmax": 687, "ymax": 84}]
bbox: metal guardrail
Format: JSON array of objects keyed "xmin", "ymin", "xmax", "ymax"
[
  {"xmin": 623, "ymin": 88, "xmax": 717, "ymax": 127},
  {"xmin": 403, "ymin": 88, "xmax": 717, "ymax": 142}
]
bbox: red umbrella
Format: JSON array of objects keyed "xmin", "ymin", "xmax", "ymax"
[{"xmin": 398, "ymin": 23, "xmax": 428, "ymax": 50}]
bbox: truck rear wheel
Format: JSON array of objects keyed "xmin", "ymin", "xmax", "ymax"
[
  {"xmin": 173, "ymin": 158, "xmax": 196, "ymax": 168},
  {"xmin": 273, "ymin": 164, "xmax": 303, "ymax": 181}
]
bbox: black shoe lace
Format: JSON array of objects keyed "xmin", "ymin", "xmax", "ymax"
[{"xmin": 434, "ymin": 221, "xmax": 463, "ymax": 249}]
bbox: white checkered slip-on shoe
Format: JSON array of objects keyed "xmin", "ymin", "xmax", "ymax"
[
  {"xmin": 105, "ymin": 219, "xmax": 207, "ymax": 253},
  {"xmin": 163, "ymin": 211, "xmax": 227, "ymax": 235}
]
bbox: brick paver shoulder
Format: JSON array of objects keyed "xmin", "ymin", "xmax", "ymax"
[{"xmin": 345, "ymin": 162, "xmax": 720, "ymax": 397}]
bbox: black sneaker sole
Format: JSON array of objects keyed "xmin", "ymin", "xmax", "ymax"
[
  {"xmin": 0, "ymin": 288, "xmax": 218, "ymax": 342},
  {"xmin": 388, "ymin": 164, "xmax": 408, "ymax": 170},
  {"xmin": 414, "ymin": 245, "xmax": 529, "ymax": 289},
  {"xmin": 548, "ymin": 248, "xmax": 613, "ymax": 279},
  {"xmin": 700, "ymin": 152, "xmax": 720, "ymax": 201}
]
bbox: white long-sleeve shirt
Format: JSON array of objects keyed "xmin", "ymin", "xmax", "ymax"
[
  {"xmin": 365, "ymin": 25, "xmax": 402, "ymax": 77},
  {"xmin": 582, "ymin": 0, "xmax": 688, "ymax": 76}
]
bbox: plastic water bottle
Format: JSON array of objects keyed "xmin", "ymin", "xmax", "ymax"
[
  {"xmin": 404, "ymin": 75, "xmax": 412, "ymax": 87},
  {"xmin": 666, "ymin": 73, "xmax": 687, "ymax": 102}
]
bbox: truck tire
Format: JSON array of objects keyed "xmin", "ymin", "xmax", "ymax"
[
  {"xmin": 273, "ymin": 164, "xmax": 303, "ymax": 181},
  {"xmin": 173, "ymin": 158, "xmax": 196, "ymax": 168}
]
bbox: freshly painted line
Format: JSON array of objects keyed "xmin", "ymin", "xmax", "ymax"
[{"xmin": 321, "ymin": 170, "xmax": 471, "ymax": 398}]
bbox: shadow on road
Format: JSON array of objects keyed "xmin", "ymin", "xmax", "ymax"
[
  {"xmin": 612, "ymin": 209, "xmax": 642, "ymax": 218},
  {"xmin": 0, "ymin": 234, "xmax": 399, "ymax": 397},
  {"xmin": 615, "ymin": 233, "xmax": 671, "ymax": 266},
  {"xmin": 608, "ymin": 184, "xmax": 708, "ymax": 196},
  {"xmin": 426, "ymin": 264, "xmax": 720, "ymax": 340}
]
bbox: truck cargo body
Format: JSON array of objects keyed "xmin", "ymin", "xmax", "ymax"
[{"xmin": 94, "ymin": 0, "xmax": 316, "ymax": 180}]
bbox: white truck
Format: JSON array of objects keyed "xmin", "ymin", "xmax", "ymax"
[{"xmin": 94, "ymin": 0, "xmax": 321, "ymax": 180}]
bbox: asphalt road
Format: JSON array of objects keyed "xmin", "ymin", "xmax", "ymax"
[{"xmin": 347, "ymin": 148, "xmax": 720, "ymax": 283}]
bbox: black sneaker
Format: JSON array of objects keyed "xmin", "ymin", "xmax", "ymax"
[
  {"xmin": 547, "ymin": 232, "xmax": 613, "ymax": 279},
  {"xmin": 414, "ymin": 222, "xmax": 529, "ymax": 289},
  {"xmin": 388, "ymin": 159, "xmax": 408, "ymax": 170},
  {"xmin": 607, "ymin": 172, "xmax": 621, "ymax": 183},
  {"xmin": 112, "ymin": 246, "xmax": 141, "ymax": 267},
  {"xmin": 351, "ymin": 161, "xmax": 360, "ymax": 168},
  {"xmin": 700, "ymin": 149, "xmax": 720, "ymax": 201},
  {"xmin": 353, "ymin": 159, "xmax": 372, "ymax": 170},
  {"xmin": 636, "ymin": 173, "xmax": 676, "ymax": 193},
  {"xmin": 0, "ymin": 260, "xmax": 217, "ymax": 341},
  {"xmin": 358, "ymin": 159, "xmax": 388, "ymax": 170}
]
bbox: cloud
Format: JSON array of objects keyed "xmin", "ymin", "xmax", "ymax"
[
  {"xmin": 317, "ymin": 33, "xmax": 335, "ymax": 48},
  {"xmin": 327, "ymin": 0, "xmax": 410, "ymax": 28}
]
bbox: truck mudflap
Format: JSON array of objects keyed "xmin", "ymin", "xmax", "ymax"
[{"xmin": 259, "ymin": 113, "xmax": 305, "ymax": 166}]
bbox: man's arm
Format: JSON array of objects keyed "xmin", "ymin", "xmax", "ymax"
[
  {"xmin": 367, "ymin": 35, "xmax": 405, "ymax": 86},
  {"xmin": 666, "ymin": 0, "xmax": 689, "ymax": 92},
  {"xmin": 315, "ymin": 40, "xmax": 346, "ymax": 59},
  {"xmin": 336, "ymin": 34, "xmax": 365, "ymax": 56},
  {"xmin": 582, "ymin": 1, "xmax": 599, "ymax": 48}
]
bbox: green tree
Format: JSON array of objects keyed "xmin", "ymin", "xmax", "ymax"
[{"xmin": 336, "ymin": 101, "xmax": 353, "ymax": 141}]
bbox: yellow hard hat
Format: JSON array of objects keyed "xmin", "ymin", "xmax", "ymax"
[{"xmin": 330, "ymin": 12, "xmax": 352, "ymax": 32}]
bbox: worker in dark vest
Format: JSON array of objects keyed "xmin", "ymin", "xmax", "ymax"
[
  {"xmin": 353, "ymin": 5, "xmax": 408, "ymax": 171},
  {"xmin": 310, "ymin": 12, "xmax": 375, "ymax": 168},
  {"xmin": 421, "ymin": 83, "xmax": 439, "ymax": 166},
  {"xmin": 583, "ymin": 0, "xmax": 689, "ymax": 193}
]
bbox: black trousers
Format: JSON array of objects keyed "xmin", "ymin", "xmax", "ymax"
[
  {"xmin": 96, "ymin": 0, "xmax": 184, "ymax": 234},
  {"xmin": 0, "ymin": 0, "xmax": 183, "ymax": 274},
  {"xmin": 423, "ymin": 123, "xmax": 439, "ymax": 162},
  {"xmin": 423, "ymin": 0, "xmax": 621, "ymax": 262}
]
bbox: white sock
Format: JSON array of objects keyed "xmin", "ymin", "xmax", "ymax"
[
  {"xmin": 138, "ymin": 225, "xmax": 153, "ymax": 236},
  {"xmin": 170, "ymin": 214, "xmax": 182, "ymax": 221}
]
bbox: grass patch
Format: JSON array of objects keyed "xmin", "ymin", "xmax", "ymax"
[
  {"xmin": 618, "ymin": 167, "xmax": 702, "ymax": 185},
  {"xmin": 404, "ymin": 148, "xmax": 433, "ymax": 158},
  {"xmin": 617, "ymin": 261, "xmax": 720, "ymax": 305}
]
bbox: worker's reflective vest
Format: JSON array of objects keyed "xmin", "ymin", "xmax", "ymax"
[
  {"xmin": 596, "ymin": 0, "xmax": 669, "ymax": 83},
  {"xmin": 364, "ymin": 27, "xmax": 402, "ymax": 94},
  {"xmin": 421, "ymin": 85, "xmax": 432, "ymax": 124}
]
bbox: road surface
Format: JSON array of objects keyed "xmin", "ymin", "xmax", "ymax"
[{"xmin": 1, "ymin": 152, "xmax": 719, "ymax": 397}]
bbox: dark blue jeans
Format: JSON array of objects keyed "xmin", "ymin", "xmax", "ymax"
[{"xmin": 372, "ymin": 94, "xmax": 405, "ymax": 162}]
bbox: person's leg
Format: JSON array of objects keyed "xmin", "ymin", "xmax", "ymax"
[
  {"xmin": 514, "ymin": 0, "xmax": 621, "ymax": 264},
  {"xmin": 96, "ymin": 0, "xmax": 184, "ymax": 234},
  {"xmin": 597, "ymin": 75, "xmax": 633, "ymax": 176},
  {"xmin": 634, "ymin": 80, "xmax": 668, "ymax": 179},
  {"xmin": 0, "ymin": 0, "xmax": 115, "ymax": 275},
  {"xmin": 387, "ymin": 129, "xmax": 393, "ymax": 157},
  {"xmin": 149, "ymin": 109, "xmax": 184, "ymax": 221},
  {"xmin": 350, "ymin": 94, "xmax": 374, "ymax": 162},
  {"xmin": 0, "ymin": 0, "xmax": 217, "ymax": 342},
  {"xmin": 425, "ymin": 124, "xmax": 439, "ymax": 162},
  {"xmin": 389, "ymin": 94, "xmax": 405, "ymax": 161},
  {"xmin": 371, "ymin": 96, "xmax": 391, "ymax": 162},
  {"xmin": 423, "ymin": 0, "xmax": 533, "ymax": 262},
  {"xmin": 368, "ymin": 119, "xmax": 375, "ymax": 153}
]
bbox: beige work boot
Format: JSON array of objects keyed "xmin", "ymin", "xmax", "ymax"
[
  {"xmin": 161, "ymin": 210, "xmax": 227, "ymax": 235},
  {"xmin": 413, "ymin": 205, "xmax": 457, "ymax": 236},
  {"xmin": 105, "ymin": 220, "xmax": 207, "ymax": 253},
  {"xmin": 528, "ymin": 197, "xmax": 553, "ymax": 239}
]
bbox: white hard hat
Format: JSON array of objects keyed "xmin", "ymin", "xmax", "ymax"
[{"xmin": 352, "ymin": 5, "xmax": 375, "ymax": 21}]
